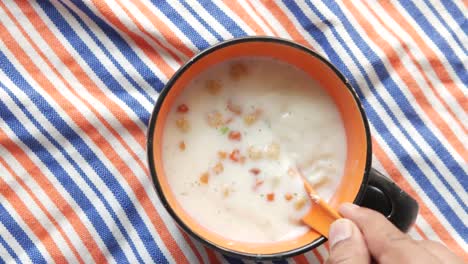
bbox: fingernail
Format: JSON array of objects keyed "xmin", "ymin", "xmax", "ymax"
[
  {"xmin": 339, "ymin": 203, "xmax": 359, "ymax": 215},
  {"xmin": 329, "ymin": 219, "xmax": 353, "ymax": 248}
]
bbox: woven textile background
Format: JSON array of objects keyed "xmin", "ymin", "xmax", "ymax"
[{"xmin": 0, "ymin": 1, "xmax": 466, "ymax": 263}]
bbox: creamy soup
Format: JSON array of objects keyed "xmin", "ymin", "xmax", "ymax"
[{"xmin": 162, "ymin": 57, "xmax": 347, "ymax": 243}]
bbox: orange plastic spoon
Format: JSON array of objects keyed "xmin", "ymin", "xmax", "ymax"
[{"xmin": 298, "ymin": 169, "xmax": 341, "ymax": 238}]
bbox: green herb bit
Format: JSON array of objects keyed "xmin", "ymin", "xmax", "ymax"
[{"xmin": 220, "ymin": 126, "xmax": 229, "ymax": 134}]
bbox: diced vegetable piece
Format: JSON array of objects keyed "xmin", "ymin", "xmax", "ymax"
[
  {"xmin": 229, "ymin": 63, "xmax": 248, "ymax": 80},
  {"xmin": 243, "ymin": 109, "xmax": 262, "ymax": 126},
  {"xmin": 207, "ymin": 111, "xmax": 223, "ymax": 128},
  {"xmin": 253, "ymin": 179, "xmax": 264, "ymax": 190},
  {"xmin": 179, "ymin": 141, "xmax": 186, "ymax": 151},
  {"xmin": 284, "ymin": 193, "xmax": 293, "ymax": 201},
  {"xmin": 200, "ymin": 172, "xmax": 209, "ymax": 184},
  {"xmin": 247, "ymin": 146, "xmax": 263, "ymax": 160},
  {"xmin": 249, "ymin": 168, "xmax": 260, "ymax": 175},
  {"xmin": 206, "ymin": 79, "xmax": 222, "ymax": 95},
  {"xmin": 267, "ymin": 193, "xmax": 275, "ymax": 202},
  {"xmin": 177, "ymin": 104, "xmax": 189, "ymax": 113},
  {"xmin": 266, "ymin": 142, "xmax": 280, "ymax": 159},
  {"xmin": 312, "ymin": 176, "xmax": 329, "ymax": 189},
  {"xmin": 229, "ymin": 149, "xmax": 240, "ymax": 162},
  {"xmin": 239, "ymin": 156, "xmax": 246, "ymax": 164},
  {"xmin": 223, "ymin": 188, "xmax": 230, "ymax": 198},
  {"xmin": 227, "ymin": 99, "xmax": 242, "ymax": 115},
  {"xmin": 213, "ymin": 162, "xmax": 224, "ymax": 175},
  {"xmin": 294, "ymin": 197, "xmax": 307, "ymax": 210},
  {"xmin": 219, "ymin": 126, "xmax": 229, "ymax": 134},
  {"xmin": 176, "ymin": 118, "xmax": 190, "ymax": 132},
  {"xmin": 228, "ymin": 131, "xmax": 241, "ymax": 141},
  {"xmin": 218, "ymin": 151, "xmax": 227, "ymax": 159}
]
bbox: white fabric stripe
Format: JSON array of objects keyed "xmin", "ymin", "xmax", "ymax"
[
  {"xmin": 210, "ymin": 1, "xmax": 256, "ymax": 35},
  {"xmin": 415, "ymin": 216, "xmax": 443, "ymax": 243},
  {"xmin": 188, "ymin": 236, "xmax": 208, "ymax": 264},
  {"xmin": 0, "ymin": 47, "xmax": 141, "ymax": 263},
  {"xmin": 418, "ymin": 0, "xmax": 468, "ymax": 54},
  {"xmin": 0, "ymin": 220, "xmax": 31, "ymax": 263},
  {"xmin": 307, "ymin": 1, "xmax": 468, "ymax": 208},
  {"xmin": 316, "ymin": 245, "xmax": 329, "ymax": 261},
  {"xmin": 0, "ymin": 162, "xmax": 79, "ymax": 263},
  {"xmin": 51, "ymin": 0, "xmax": 158, "ymax": 110},
  {"xmin": 29, "ymin": 0, "xmax": 149, "ymax": 132},
  {"xmin": 112, "ymin": 0, "xmax": 189, "ymax": 62},
  {"xmin": 274, "ymin": 1, "xmax": 328, "ymax": 58},
  {"xmin": 0, "ymin": 145, "xmax": 94, "ymax": 263},
  {"xmin": 353, "ymin": 0, "xmax": 467, "ymax": 141},
  {"xmin": 167, "ymin": 1, "xmax": 220, "ymax": 45},
  {"xmin": 0, "ymin": 11, "xmax": 196, "ymax": 261},
  {"xmin": 0, "ymin": 193, "xmax": 54, "ymax": 263},
  {"xmin": 138, "ymin": 0, "xmax": 200, "ymax": 53},
  {"xmin": 451, "ymin": 1, "xmax": 468, "ymax": 27},
  {"xmin": 251, "ymin": 0, "xmax": 292, "ymax": 38},
  {"xmin": 0, "ymin": 236, "xmax": 15, "ymax": 263},
  {"xmin": 373, "ymin": 131, "xmax": 467, "ymax": 248},
  {"xmin": 301, "ymin": 0, "xmax": 468, "ymax": 245},
  {"xmin": 304, "ymin": 251, "xmax": 321, "ymax": 263},
  {"xmin": 84, "ymin": 0, "xmax": 180, "ymax": 72},
  {"xmin": 391, "ymin": 1, "xmax": 468, "ymax": 73},
  {"xmin": 366, "ymin": 1, "xmax": 467, "ymax": 127},
  {"xmin": 408, "ymin": 228, "xmax": 423, "ymax": 240},
  {"xmin": 186, "ymin": 1, "xmax": 234, "ymax": 39},
  {"xmin": 237, "ymin": 0, "xmax": 274, "ymax": 35},
  {"xmin": 430, "ymin": 1, "xmax": 468, "ymax": 51},
  {"xmin": 3, "ymin": 1, "xmax": 146, "ymax": 158}
]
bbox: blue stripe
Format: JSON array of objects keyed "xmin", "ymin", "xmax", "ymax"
[
  {"xmin": 64, "ymin": 0, "xmax": 165, "ymax": 96},
  {"xmin": 0, "ymin": 235, "xmax": 20, "ymax": 264},
  {"xmin": 0, "ymin": 51, "xmax": 168, "ymax": 263},
  {"xmin": 402, "ymin": 1, "xmax": 468, "ymax": 84},
  {"xmin": 439, "ymin": 1, "xmax": 468, "ymax": 40},
  {"xmin": 151, "ymin": 0, "xmax": 210, "ymax": 50},
  {"xmin": 285, "ymin": 0, "xmax": 468, "ymax": 239},
  {"xmin": 180, "ymin": 2, "xmax": 223, "ymax": 41},
  {"xmin": 38, "ymin": 1, "xmax": 151, "ymax": 125},
  {"xmin": 422, "ymin": 0, "xmax": 466, "ymax": 54},
  {"xmin": 223, "ymin": 255, "xmax": 244, "ymax": 264},
  {"xmin": 0, "ymin": 203, "xmax": 46, "ymax": 263}
]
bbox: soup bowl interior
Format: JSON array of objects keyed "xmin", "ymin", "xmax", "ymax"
[{"xmin": 148, "ymin": 38, "xmax": 370, "ymax": 258}]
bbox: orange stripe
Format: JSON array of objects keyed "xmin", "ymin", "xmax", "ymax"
[
  {"xmin": 120, "ymin": 0, "xmax": 194, "ymax": 58},
  {"xmin": 259, "ymin": 1, "xmax": 312, "ymax": 48},
  {"xmin": 378, "ymin": 1, "xmax": 467, "ymax": 112},
  {"xmin": 292, "ymin": 254, "xmax": 309, "ymax": 263},
  {"xmin": 372, "ymin": 138, "xmax": 465, "ymax": 257},
  {"xmin": 89, "ymin": 0, "xmax": 175, "ymax": 78},
  {"xmin": 244, "ymin": 0, "xmax": 277, "ymax": 35},
  {"xmin": 222, "ymin": 0, "xmax": 266, "ymax": 34},
  {"xmin": 414, "ymin": 224, "xmax": 429, "ymax": 240},
  {"xmin": 362, "ymin": 1, "xmax": 467, "ymax": 135},
  {"xmin": 0, "ymin": 129, "xmax": 107, "ymax": 262},
  {"xmin": 15, "ymin": 0, "xmax": 146, "ymax": 150},
  {"xmin": 312, "ymin": 248, "xmax": 324, "ymax": 263},
  {"xmin": 113, "ymin": 0, "xmax": 185, "ymax": 65},
  {"xmin": 0, "ymin": 157, "xmax": 85, "ymax": 264},
  {"xmin": 344, "ymin": 1, "xmax": 468, "ymax": 163},
  {"xmin": 181, "ymin": 232, "xmax": 204, "ymax": 264},
  {"xmin": 0, "ymin": 173, "xmax": 68, "ymax": 263},
  {"xmin": 0, "ymin": 16, "xmax": 189, "ymax": 264},
  {"xmin": 204, "ymin": 247, "xmax": 220, "ymax": 264}
]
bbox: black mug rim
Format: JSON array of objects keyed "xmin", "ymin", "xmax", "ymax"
[{"xmin": 146, "ymin": 36, "xmax": 372, "ymax": 260}]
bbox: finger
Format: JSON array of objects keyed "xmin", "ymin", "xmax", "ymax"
[
  {"xmin": 325, "ymin": 218, "xmax": 370, "ymax": 264},
  {"xmin": 418, "ymin": 240, "xmax": 465, "ymax": 264},
  {"xmin": 339, "ymin": 203, "xmax": 437, "ymax": 263}
]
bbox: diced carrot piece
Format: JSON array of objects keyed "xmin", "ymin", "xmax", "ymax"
[
  {"xmin": 249, "ymin": 168, "xmax": 260, "ymax": 175},
  {"xmin": 213, "ymin": 162, "xmax": 224, "ymax": 175},
  {"xmin": 176, "ymin": 118, "xmax": 190, "ymax": 132},
  {"xmin": 284, "ymin": 193, "xmax": 293, "ymax": 201},
  {"xmin": 294, "ymin": 197, "xmax": 307, "ymax": 210},
  {"xmin": 218, "ymin": 151, "xmax": 227, "ymax": 159},
  {"xmin": 227, "ymin": 99, "xmax": 242, "ymax": 115},
  {"xmin": 229, "ymin": 149, "xmax": 240, "ymax": 162},
  {"xmin": 206, "ymin": 79, "xmax": 222, "ymax": 95},
  {"xmin": 200, "ymin": 172, "xmax": 209, "ymax": 184},
  {"xmin": 228, "ymin": 131, "xmax": 241, "ymax": 141},
  {"xmin": 177, "ymin": 104, "xmax": 189, "ymax": 113},
  {"xmin": 267, "ymin": 193, "xmax": 275, "ymax": 202},
  {"xmin": 229, "ymin": 63, "xmax": 248, "ymax": 80},
  {"xmin": 179, "ymin": 141, "xmax": 186, "ymax": 151}
]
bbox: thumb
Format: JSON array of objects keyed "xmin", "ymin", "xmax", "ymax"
[{"xmin": 326, "ymin": 218, "xmax": 370, "ymax": 264}]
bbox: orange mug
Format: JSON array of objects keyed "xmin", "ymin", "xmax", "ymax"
[{"xmin": 147, "ymin": 37, "xmax": 418, "ymax": 260}]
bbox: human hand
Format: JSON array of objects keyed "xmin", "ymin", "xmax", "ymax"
[{"xmin": 325, "ymin": 203, "xmax": 464, "ymax": 264}]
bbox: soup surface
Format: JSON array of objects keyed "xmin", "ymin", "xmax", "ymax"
[{"xmin": 162, "ymin": 57, "xmax": 347, "ymax": 243}]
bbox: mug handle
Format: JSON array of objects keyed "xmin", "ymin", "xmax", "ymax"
[{"xmin": 359, "ymin": 168, "xmax": 419, "ymax": 232}]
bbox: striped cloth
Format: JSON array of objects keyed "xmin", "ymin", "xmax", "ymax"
[{"xmin": 0, "ymin": 1, "xmax": 466, "ymax": 263}]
